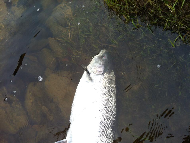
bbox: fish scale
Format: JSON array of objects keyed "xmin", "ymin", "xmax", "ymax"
[{"xmin": 55, "ymin": 50, "xmax": 116, "ymax": 143}]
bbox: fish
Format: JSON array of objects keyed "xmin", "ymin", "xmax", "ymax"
[{"xmin": 55, "ymin": 50, "xmax": 116, "ymax": 143}]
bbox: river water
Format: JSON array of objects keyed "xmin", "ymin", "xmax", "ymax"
[{"xmin": 0, "ymin": 0, "xmax": 190, "ymax": 143}]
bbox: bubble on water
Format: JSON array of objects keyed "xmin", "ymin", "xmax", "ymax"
[
  {"xmin": 4, "ymin": 97, "xmax": 8, "ymax": 101},
  {"xmin": 157, "ymin": 65, "xmax": 161, "ymax": 68},
  {"xmin": 38, "ymin": 76, "xmax": 43, "ymax": 81}
]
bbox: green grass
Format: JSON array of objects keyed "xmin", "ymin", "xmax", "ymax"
[{"xmin": 104, "ymin": 0, "xmax": 190, "ymax": 45}]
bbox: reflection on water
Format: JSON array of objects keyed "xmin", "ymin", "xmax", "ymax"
[
  {"xmin": 0, "ymin": 0, "xmax": 190, "ymax": 143},
  {"xmin": 133, "ymin": 108, "xmax": 174, "ymax": 142}
]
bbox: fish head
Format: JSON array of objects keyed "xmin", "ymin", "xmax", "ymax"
[{"xmin": 87, "ymin": 50, "xmax": 112, "ymax": 75}]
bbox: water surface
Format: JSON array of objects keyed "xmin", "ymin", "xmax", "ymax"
[{"xmin": 0, "ymin": 0, "xmax": 190, "ymax": 143}]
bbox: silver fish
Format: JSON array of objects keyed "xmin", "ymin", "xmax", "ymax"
[{"xmin": 55, "ymin": 50, "xmax": 116, "ymax": 143}]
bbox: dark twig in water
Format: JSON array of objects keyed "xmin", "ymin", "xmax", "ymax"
[
  {"xmin": 124, "ymin": 84, "xmax": 132, "ymax": 92},
  {"xmin": 81, "ymin": 64, "xmax": 92, "ymax": 81},
  {"xmin": 13, "ymin": 53, "xmax": 26, "ymax": 76}
]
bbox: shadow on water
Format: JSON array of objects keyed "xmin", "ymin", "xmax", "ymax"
[{"xmin": 0, "ymin": 0, "xmax": 190, "ymax": 143}]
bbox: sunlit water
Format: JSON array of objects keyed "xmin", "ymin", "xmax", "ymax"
[{"xmin": 0, "ymin": 0, "xmax": 190, "ymax": 143}]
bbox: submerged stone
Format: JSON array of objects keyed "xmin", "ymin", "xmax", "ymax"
[{"xmin": 0, "ymin": 88, "xmax": 28, "ymax": 134}]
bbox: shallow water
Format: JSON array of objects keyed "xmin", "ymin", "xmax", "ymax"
[{"xmin": 0, "ymin": 0, "xmax": 190, "ymax": 143}]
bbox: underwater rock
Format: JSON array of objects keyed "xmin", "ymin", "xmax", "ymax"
[
  {"xmin": 18, "ymin": 126, "xmax": 37, "ymax": 143},
  {"xmin": 19, "ymin": 54, "xmax": 44, "ymax": 81},
  {"xmin": 44, "ymin": 70, "xmax": 76, "ymax": 121},
  {"xmin": 25, "ymin": 82, "xmax": 44, "ymax": 123},
  {"xmin": 0, "ymin": 1, "xmax": 8, "ymax": 43},
  {"xmin": 25, "ymin": 82, "xmax": 61, "ymax": 124},
  {"xmin": 38, "ymin": 47, "xmax": 57, "ymax": 70},
  {"xmin": 29, "ymin": 39, "xmax": 49, "ymax": 52},
  {"xmin": 41, "ymin": 0, "xmax": 59, "ymax": 10},
  {"xmin": 48, "ymin": 38, "xmax": 68, "ymax": 58},
  {"xmin": 19, "ymin": 124, "xmax": 54, "ymax": 143},
  {"xmin": 0, "ymin": 132, "xmax": 15, "ymax": 143},
  {"xmin": 0, "ymin": 0, "xmax": 25, "ymax": 43},
  {"xmin": 0, "ymin": 88, "xmax": 28, "ymax": 134},
  {"xmin": 46, "ymin": 3, "xmax": 72, "ymax": 39}
]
